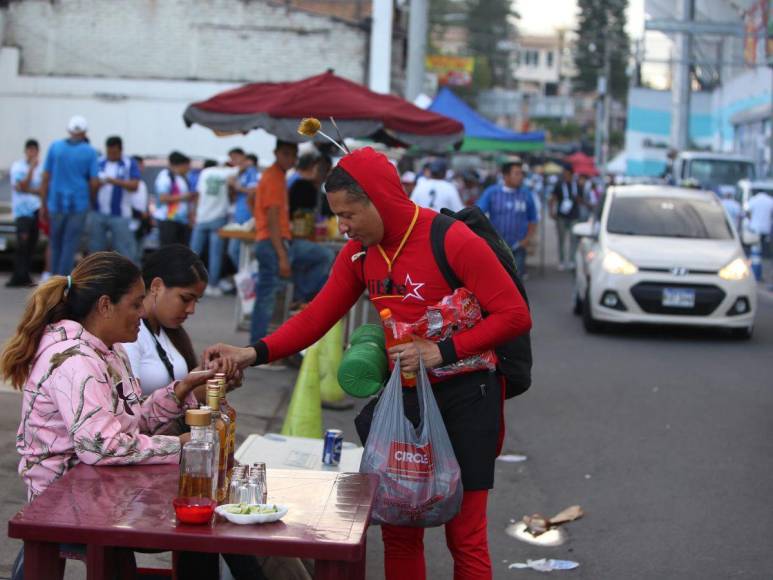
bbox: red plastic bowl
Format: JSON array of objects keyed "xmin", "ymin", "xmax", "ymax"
[{"xmin": 173, "ymin": 496, "xmax": 216, "ymax": 524}]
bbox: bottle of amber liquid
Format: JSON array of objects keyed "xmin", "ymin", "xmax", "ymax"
[
  {"xmin": 175, "ymin": 409, "xmax": 217, "ymax": 524},
  {"xmin": 206, "ymin": 382, "xmax": 231, "ymax": 502},
  {"xmin": 216, "ymin": 373, "xmax": 237, "ymax": 476}
]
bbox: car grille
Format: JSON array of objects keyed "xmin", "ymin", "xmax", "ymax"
[{"xmin": 630, "ymin": 282, "xmax": 726, "ymax": 316}]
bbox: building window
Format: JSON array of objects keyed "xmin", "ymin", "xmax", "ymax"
[
  {"xmin": 523, "ymin": 50, "xmax": 539, "ymax": 67},
  {"xmin": 546, "ymin": 51, "xmax": 554, "ymax": 68}
]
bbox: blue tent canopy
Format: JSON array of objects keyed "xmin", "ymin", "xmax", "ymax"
[{"xmin": 429, "ymin": 88, "xmax": 545, "ymax": 152}]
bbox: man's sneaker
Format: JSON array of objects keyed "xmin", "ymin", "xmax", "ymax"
[
  {"xmin": 204, "ymin": 285, "xmax": 223, "ymax": 297},
  {"xmin": 218, "ymin": 279, "xmax": 235, "ymax": 294},
  {"xmin": 258, "ymin": 360, "xmax": 288, "ymax": 371}
]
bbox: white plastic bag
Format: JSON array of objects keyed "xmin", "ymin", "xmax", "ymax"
[{"xmin": 359, "ymin": 357, "xmax": 463, "ymax": 527}]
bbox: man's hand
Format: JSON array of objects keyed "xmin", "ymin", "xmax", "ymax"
[
  {"xmin": 203, "ymin": 343, "xmax": 257, "ymax": 371},
  {"xmin": 388, "ymin": 337, "xmax": 443, "ymax": 373},
  {"xmin": 279, "ymin": 254, "xmax": 292, "ymax": 279}
]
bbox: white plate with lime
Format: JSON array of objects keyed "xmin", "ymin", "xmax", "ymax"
[{"xmin": 215, "ymin": 503, "xmax": 288, "ymax": 524}]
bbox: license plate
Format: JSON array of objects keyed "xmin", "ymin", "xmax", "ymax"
[
  {"xmin": 0, "ymin": 237, "xmax": 6, "ymax": 251},
  {"xmin": 662, "ymin": 288, "xmax": 695, "ymax": 308}
]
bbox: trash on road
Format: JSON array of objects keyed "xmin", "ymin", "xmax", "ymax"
[
  {"xmin": 523, "ymin": 505, "xmax": 584, "ymax": 535},
  {"xmin": 509, "ymin": 559, "xmax": 579, "ymax": 572},
  {"xmin": 497, "ymin": 454, "xmax": 528, "ymax": 463},
  {"xmin": 505, "ymin": 521, "xmax": 566, "ymax": 546}
]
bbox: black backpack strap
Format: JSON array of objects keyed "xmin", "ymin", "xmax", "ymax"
[{"xmin": 430, "ymin": 213, "xmax": 462, "ymax": 290}]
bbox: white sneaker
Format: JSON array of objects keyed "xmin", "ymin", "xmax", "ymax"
[
  {"xmin": 218, "ymin": 279, "xmax": 235, "ymax": 293},
  {"xmin": 40, "ymin": 271, "xmax": 51, "ymax": 282},
  {"xmin": 204, "ymin": 285, "xmax": 223, "ymax": 297}
]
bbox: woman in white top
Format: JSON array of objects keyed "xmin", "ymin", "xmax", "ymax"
[{"xmin": 122, "ymin": 244, "xmax": 208, "ymax": 395}]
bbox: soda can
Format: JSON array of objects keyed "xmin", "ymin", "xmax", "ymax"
[{"xmin": 322, "ymin": 429, "xmax": 343, "ymax": 466}]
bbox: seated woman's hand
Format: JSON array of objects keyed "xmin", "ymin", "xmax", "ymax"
[{"xmin": 174, "ymin": 368, "xmax": 215, "ymax": 403}]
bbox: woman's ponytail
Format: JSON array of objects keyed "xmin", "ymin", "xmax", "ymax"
[{"xmin": 1, "ymin": 276, "xmax": 70, "ymax": 389}]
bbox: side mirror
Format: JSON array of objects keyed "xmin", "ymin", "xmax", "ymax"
[{"xmin": 572, "ymin": 221, "xmax": 597, "ymax": 239}]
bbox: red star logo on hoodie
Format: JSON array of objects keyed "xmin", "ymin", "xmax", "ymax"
[{"xmin": 402, "ymin": 274, "xmax": 425, "ymax": 302}]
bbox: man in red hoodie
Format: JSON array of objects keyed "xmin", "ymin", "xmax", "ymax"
[{"xmin": 205, "ymin": 147, "xmax": 531, "ymax": 580}]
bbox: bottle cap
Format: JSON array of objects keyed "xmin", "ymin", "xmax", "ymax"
[
  {"xmin": 185, "ymin": 409, "xmax": 211, "ymax": 427},
  {"xmin": 379, "ymin": 308, "xmax": 392, "ymax": 320}
]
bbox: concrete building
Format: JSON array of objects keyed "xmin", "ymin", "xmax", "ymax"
[
  {"xmin": 0, "ymin": 0, "xmax": 370, "ymax": 169},
  {"xmin": 624, "ymin": 0, "xmax": 772, "ymax": 177},
  {"xmin": 511, "ymin": 33, "xmax": 574, "ymax": 96}
]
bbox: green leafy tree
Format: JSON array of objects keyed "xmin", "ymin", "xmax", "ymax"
[
  {"xmin": 573, "ymin": 0, "xmax": 630, "ymax": 100},
  {"xmin": 465, "ymin": 0, "xmax": 516, "ymax": 87}
]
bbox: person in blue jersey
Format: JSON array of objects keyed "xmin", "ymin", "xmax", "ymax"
[
  {"xmin": 476, "ymin": 159, "xmax": 538, "ymax": 278},
  {"xmin": 39, "ymin": 115, "xmax": 100, "ymax": 275},
  {"xmin": 7, "ymin": 139, "xmax": 43, "ymax": 287},
  {"xmin": 89, "ymin": 136, "xmax": 142, "ymax": 260}
]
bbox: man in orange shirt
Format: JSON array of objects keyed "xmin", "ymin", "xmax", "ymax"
[{"xmin": 249, "ymin": 140, "xmax": 332, "ymax": 344}]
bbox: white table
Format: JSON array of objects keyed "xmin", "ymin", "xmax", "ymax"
[{"xmin": 235, "ymin": 432, "xmax": 363, "ymax": 473}]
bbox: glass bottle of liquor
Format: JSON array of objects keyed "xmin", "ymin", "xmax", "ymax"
[
  {"xmin": 175, "ymin": 409, "xmax": 217, "ymax": 523},
  {"xmin": 216, "ymin": 373, "xmax": 237, "ymax": 476},
  {"xmin": 199, "ymin": 404, "xmax": 219, "ymax": 499},
  {"xmin": 206, "ymin": 382, "xmax": 231, "ymax": 502}
]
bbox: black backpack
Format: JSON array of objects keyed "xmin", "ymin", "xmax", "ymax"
[{"xmin": 429, "ymin": 207, "xmax": 533, "ymax": 399}]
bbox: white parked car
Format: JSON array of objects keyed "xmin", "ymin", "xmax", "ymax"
[{"xmin": 572, "ymin": 185, "xmax": 757, "ymax": 338}]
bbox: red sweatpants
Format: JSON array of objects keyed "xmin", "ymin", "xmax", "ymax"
[{"xmin": 381, "ymin": 490, "xmax": 492, "ymax": 580}]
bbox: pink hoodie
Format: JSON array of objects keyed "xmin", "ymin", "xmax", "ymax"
[{"xmin": 17, "ymin": 319, "xmax": 197, "ymax": 500}]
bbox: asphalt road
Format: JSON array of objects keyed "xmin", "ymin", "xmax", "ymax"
[{"xmin": 488, "ymin": 270, "xmax": 773, "ymax": 579}]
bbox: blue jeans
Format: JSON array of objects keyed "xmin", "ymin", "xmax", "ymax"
[
  {"xmin": 512, "ymin": 245, "xmax": 527, "ymax": 276},
  {"xmin": 50, "ymin": 212, "xmax": 87, "ymax": 275},
  {"xmin": 249, "ymin": 239, "xmax": 334, "ymax": 343},
  {"xmin": 88, "ymin": 213, "xmax": 135, "ymax": 261},
  {"xmin": 190, "ymin": 216, "xmax": 227, "ymax": 285}
]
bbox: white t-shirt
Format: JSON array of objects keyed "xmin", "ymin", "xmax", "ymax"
[
  {"xmin": 195, "ymin": 166, "xmax": 237, "ymax": 223},
  {"xmin": 122, "ymin": 322, "xmax": 188, "ymax": 396},
  {"xmin": 10, "ymin": 159, "xmax": 43, "ymax": 219},
  {"xmin": 153, "ymin": 170, "xmax": 191, "ymax": 223},
  {"xmin": 410, "ymin": 178, "xmax": 465, "ymax": 212},
  {"xmin": 747, "ymin": 193, "xmax": 773, "ymax": 236},
  {"xmin": 129, "ymin": 180, "xmax": 149, "ymax": 232}
]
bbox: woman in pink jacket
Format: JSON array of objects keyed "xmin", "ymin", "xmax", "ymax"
[{"xmin": 2, "ymin": 251, "xmax": 213, "ymax": 502}]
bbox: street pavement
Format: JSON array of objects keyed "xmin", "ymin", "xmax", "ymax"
[{"xmin": 0, "ymin": 259, "xmax": 772, "ymax": 579}]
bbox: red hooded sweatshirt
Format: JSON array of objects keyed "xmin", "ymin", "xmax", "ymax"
[{"xmin": 254, "ymin": 147, "xmax": 531, "ymax": 375}]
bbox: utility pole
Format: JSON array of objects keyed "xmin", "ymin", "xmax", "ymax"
[
  {"xmin": 670, "ymin": 0, "xmax": 694, "ymax": 151},
  {"xmin": 369, "ymin": 0, "xmax": 393, "ymax": 94},
  {"xmin": 405, "ymin": 0, "xmax": 428, "ymax": 101}
]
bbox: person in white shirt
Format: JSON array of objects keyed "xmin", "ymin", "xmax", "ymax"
[
  {"xmin": 410, "ymin": 159, "xmax": 465, "ymax": 212},
  {"xmin": 154, "ymin": 151, "xmax": 193, "ymax": 246},
  {"xmin": 747, "ymin": 191, "xmax": 773, "ymax": 258},
  {"xmin": 122, "ymin": 245, "xmax": 211, "ymax": 396},
  {"xmin": 190, "ymin": 160, "xmax": 238, "ymax": 297},
  {"xmin": 7, "ymin": 139, "xmax": 43, "ymax": 287},
  {"xmin": 90, "ymin": 136, "xmax": 141, "ymax": 260},
  {"xmin": 129, "ymin": 156, "xmax": 150, "ymax": 263},
  {"xmin": 719, "ymin": 188, "xmax": 742, "ymax": 232}
]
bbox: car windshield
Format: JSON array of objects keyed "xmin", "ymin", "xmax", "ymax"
[
  {"xmin": 688, "ymin": 159, "xmax": 755, "ymax": 186},
  {"xmin": 606, "ymin": 196, "xmax": 733, "ymax": 239}
]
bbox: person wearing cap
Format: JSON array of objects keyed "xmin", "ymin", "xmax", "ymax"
[
  {"xmin": 204, "ymin": 147, "xmax": 532, "ymax": 580},
  {"xmin": 400, "ymin": 171, "xmax": 417, "ymax": 196},
  {"xmin": 476, "ymin": 159, "xmax": 537, "ymax": 277},
  {"xmin": 39, "ymin": 115, "xmax": 100, "ymax": 275},
  {"xmin": 410, "ymin": 159, "xmax": 465, "ymax": 212},
  {"xmin": 90, "ymin": 136, "xmax": 142, "ymax": 260}
]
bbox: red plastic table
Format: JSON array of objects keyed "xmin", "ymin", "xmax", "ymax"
[{"xmin": 8, "ymin": 465, "xmax": 378, "ymax": 579}]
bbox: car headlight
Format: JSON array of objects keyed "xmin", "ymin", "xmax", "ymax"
[
  {"xmin": 602, "ymin": 251, "xmax": 638, "ymax": 275},
  {"xmin": 718, "ymin": 257, "xmax": 750, "ymax": 281}
]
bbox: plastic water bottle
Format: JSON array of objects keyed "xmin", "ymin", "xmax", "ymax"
[{"xmin": 750, "ymin": 244, "xmax": 762, "ymax": 281}]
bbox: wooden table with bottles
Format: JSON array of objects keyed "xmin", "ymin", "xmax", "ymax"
[{"xmin": 7, "ymin": 464, "xmax": 378, "ymax": 580}]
